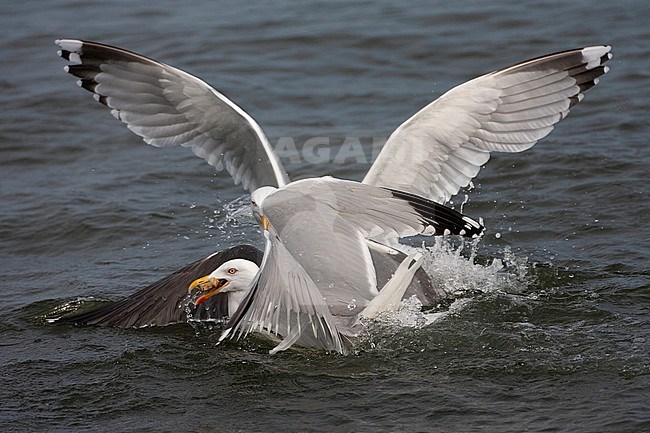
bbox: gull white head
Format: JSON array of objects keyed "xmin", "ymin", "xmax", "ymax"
[
  {"xmin": 251, "ymin": 186, "xmax": 277, "ymax": 230},
  {"xmin": 189, "ymin": 259, "xmax": 259, "ymax": 305}
]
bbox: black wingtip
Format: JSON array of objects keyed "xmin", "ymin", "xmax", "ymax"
[
  {"xmin": 386, "ymin": 188, "xmax": 485, "ymax": 238},
  {"xmin": 58, "ymin": 49, "xmax": 72, "ymax": 61}
]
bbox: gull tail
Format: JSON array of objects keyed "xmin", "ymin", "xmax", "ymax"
[{"xmin": 359, "ymin": 252, "xmax": 424, "ymax": 321}]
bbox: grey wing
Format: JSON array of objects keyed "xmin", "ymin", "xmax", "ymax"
[
  {"xmin": 364, "ymin": 46, "xmax": 612, "ymax": 203},
  {"xmin": 276, "ymin": 177, "xmax": 484, "ymax": 243},
  {"xmin": 58, "ymin": 245, "xmax": 264, "ymax": 327},
  {"xmin": 221, "ymin": 231, "xmax": 345, "ymax": 354},
  {"xmin": 55, "ymin": 39, "xmax": 289, "ymax": 191}
]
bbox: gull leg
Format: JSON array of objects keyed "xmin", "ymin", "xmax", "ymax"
[{"xmin": 358, "ymin": 252, "xmax": 424, "ymax": 321}]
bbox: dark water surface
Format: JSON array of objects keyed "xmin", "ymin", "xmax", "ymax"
[{"xmin": 1, "ymin": 1, "xmax": 648, "ymax": 431}]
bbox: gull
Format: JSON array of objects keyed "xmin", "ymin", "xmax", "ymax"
[
  {"xmin": 55, "ymin": 39, "xmax": 611, "ymax": 353},
  {"xmin": 57, "ymin": 245, "xmax": 263, "ymax": 327},
  {"xmin": 59, "ymin": 244, "xmax": 438, "ymax": 328}
]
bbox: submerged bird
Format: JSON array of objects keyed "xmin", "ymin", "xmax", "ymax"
[
  {"xmin": 59, "ymin": 245, "xmax": 263, "ymax": 327},
  {"xmin": 56, "ymin": 39, "xmax": 611, "ymax": 353},
  {"xmin": 60, "ymin": 244, "xmax": 438, "ymax": 328}
]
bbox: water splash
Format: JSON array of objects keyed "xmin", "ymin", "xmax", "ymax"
[
  {"xmin": 38, "ymin": 297, "xmax": 105, "ymax": 323},
  {"xmin": 419, "ymin": 238, "xmax": 530, "ymax": 298},
  {"xmin": 217, "ymin": 194, "xmax": 252, "ymax": 230},
  {"xmin": 352, "ymin": 238, "xmax": 532, "ymax": 351},
  {"xmin": 199, "ymin": 195, "xmax": 257, "ymax": 241},
  {"xmin": 213, "ymin": 195, "xmax": 253, "ymax": 232}
]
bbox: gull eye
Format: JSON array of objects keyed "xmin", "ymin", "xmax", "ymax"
[{"xmin": 227, "ymin": 268, "xmax": 237, "ymax": 275}]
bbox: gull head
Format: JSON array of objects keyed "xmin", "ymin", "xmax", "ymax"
[
  {"xmin": 189, "ymin": 259, "xmax": 259, "ymax": 305},
  {"xmin": 250, "ymin": 186, "xmax": 277, "ymax": 230}
]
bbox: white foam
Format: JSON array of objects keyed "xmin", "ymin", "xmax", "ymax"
[
  {"xmin": 351, "ymin": 238, "xmax": 531, "ymax": 351},
  {"xmin": 421, "ymin": 238, "xmax": 529, "ymax": 297}
]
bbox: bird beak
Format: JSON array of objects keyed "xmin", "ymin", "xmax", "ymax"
[
  {"xmin": 189, "ymin": 276, "xmax": 229, "ymax": 305},
  {"xmin": 260, "ymin": 215, "xmax": 270, "ymax": 231}
]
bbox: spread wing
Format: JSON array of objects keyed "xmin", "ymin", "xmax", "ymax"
[
  {"xmin": 270, "ymin": 177, "xmax": 484, "ymax": 242},
  {"xmin": 364, "ymin": 45, "xmax": 612, "ymax": 203},
  {"xmin": 221, "ymin": 231, "xmax": 345, "ymax": 354},
  {"xmin": 55, "ymin": 39, "xmax": 289, "ymax": 191},
  {"xmin": 58, "ymin": 245, "xmax": 263, "ymax": 327}
]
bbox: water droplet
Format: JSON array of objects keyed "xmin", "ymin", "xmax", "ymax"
[
  {"xmin": 347, "ymin": 299, "xmax": 357, "ymax": 310},
  {"xmin": 495, "ymin": 233, "xmax": 501, "ymax": 239}
]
